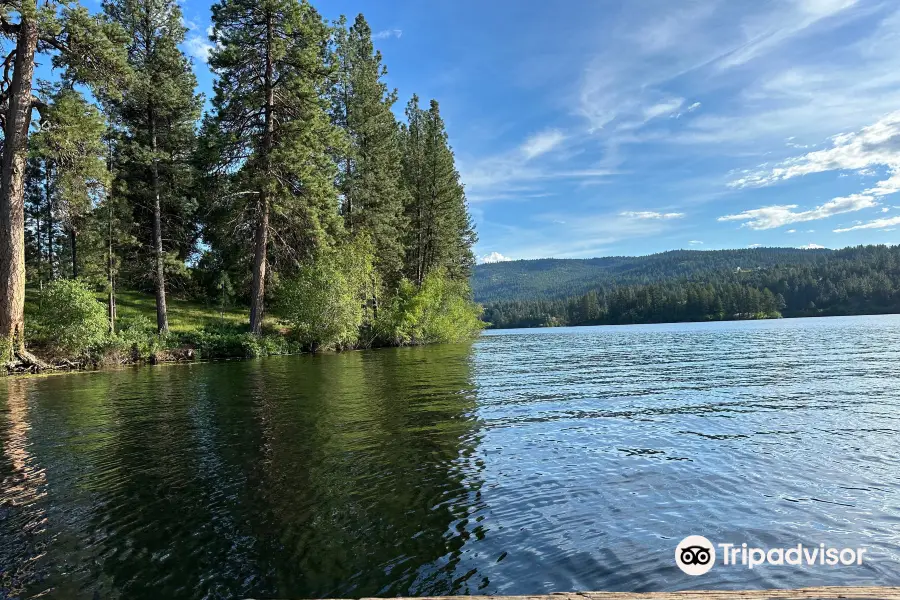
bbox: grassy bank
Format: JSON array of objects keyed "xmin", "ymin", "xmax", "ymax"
[
  {"xmin": 12, "ymin": 273, "xmax": 484, "ymax": 374},
  {"xmin": 18, "ymin": 287, "xmax": 299, "ymax": 372}
]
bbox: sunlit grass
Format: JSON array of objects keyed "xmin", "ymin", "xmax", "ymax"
[{"xmin": 25, "ymin": 286, "xmax": 275, "ymax": 333}]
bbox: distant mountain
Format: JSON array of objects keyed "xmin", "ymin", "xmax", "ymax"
[{"xmin": 472, "ymin": 247, "xmax": 833, "ymax": 302}]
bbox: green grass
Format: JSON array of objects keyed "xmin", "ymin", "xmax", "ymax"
[
  {"xmin": 25, "ymin": 287, "xmax": 269, "ymax": 333},
  {"xmin": 112, "ymin": 290, "xmax": 250, "ymax": 332}
]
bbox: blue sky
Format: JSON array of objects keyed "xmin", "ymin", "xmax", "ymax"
[{"xmin": 173, "ymin": 0, "xmax": 900, "ymax": 261}]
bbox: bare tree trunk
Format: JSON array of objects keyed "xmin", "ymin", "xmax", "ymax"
[
  {"xmin": 149, "ymin": 104, "xmax": 168, "ymax": 334},
  {"xmin": 249, "ymin": 192, "xmax": 268, "ymax": 335},
  {"xmin": 108, "ymin": 188, "xmax": 116, "ymax": 334},
  {"xmin": 35, "ymin": 195, "xmax": 41, "ymax": 285},
  {"xmin": 69, "ymin": 226, "xmax": 77, "ymax": 278},
  {"xmin": 106, "ymin": 140, "xmax": 116, "ymax": 334},
  {"xmin": 249, "ymin": 10, "xmax": 275, "ymax": 336},
  {"xmin": 45, "ymin": 162, "xmax": 53, "ymax": 280},
  {"xmin": 0, "ymin": 15, "xmax": 38, "ymax": 362}
]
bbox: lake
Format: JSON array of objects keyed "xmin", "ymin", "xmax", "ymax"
[{"xmin": 2, "ymin": 315, "xmax": 900, "ymax": 598}]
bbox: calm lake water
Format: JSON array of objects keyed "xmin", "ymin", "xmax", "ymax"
[{"xmin": 3, "ymin": 315, "xmax": 900, "ymax": 599}]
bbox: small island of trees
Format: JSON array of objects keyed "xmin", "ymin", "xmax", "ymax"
[{"xmin": 0, "ymin": 0, "xmax": 481, "ymax": 371}]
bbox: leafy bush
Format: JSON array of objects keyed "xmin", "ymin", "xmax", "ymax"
[
  {"xmin": 31, "ymin": 279, "xmax": 109, "ymax": 355},
  {"xmin": 180, "ymin": 323, "xmax": 299, "ymax": 359},
  {"xmin": 376, "ymin": 270, "xmax": 484, "ymax": 345},
  {"xmin": 112, "ymin": 315, "xmax": 162, "ymax": 359},
  {"xmin": 278, "ymin": 243, "xmax": 373, "ymax": 351}
]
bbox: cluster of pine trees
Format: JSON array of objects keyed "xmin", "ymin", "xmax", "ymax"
[
  {"xmin": 483, "ymin": 245, "xmax": 900, "ymax": 328},
  {"xmin": 0, "ymin": 0, "xmax": 479, "ymax": 364}
]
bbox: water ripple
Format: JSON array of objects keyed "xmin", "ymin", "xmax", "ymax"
[{"xmin": 2, "ymin": 316, "xmax": 900, "ymax": 598}]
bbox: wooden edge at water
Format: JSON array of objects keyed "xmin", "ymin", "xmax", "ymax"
[{"xmin": 314, "ymin": 588, "xmax": 900, "ymax": 600}]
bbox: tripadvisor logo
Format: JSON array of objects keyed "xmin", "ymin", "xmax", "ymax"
[
  {"xmin": 675, "ymin": 535, "xmax": 715, "ymax": 575},
  {"xmin": 675, "ymin": 535, "xmax": 868, "ymax": 575}
]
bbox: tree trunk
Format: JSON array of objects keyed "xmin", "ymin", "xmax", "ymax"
[
  {"xmin": 69, "ymin": 227, "xmax": 77, "ymax": 278},
  {"xmin": 35, "ymin": 196, "xmax": 41, "ymax": 285},
  {"xmin": 0, "ymin": 15, "xmax": 38, "ymax": 362},
  {"xmin": 45, "ymin": 162, "xmax": 53, "ymax": 280},
  {"xmin": 148, "ymin": 105, "xmax": 168, "ymax": 334},
  {"xmin": 106, "ymin": 139, "xmax": 116, "ymax": 334},
  {"xmin": 108, "ymin": 190, "xmax": 116, "ymax": 334},
  {"xmin": 249, "ymin": 192, "xmax": 268, "ymax": 335},
  {"xmin": 249, "ymin": 10, "xmax": 275, "ymax": 336}
]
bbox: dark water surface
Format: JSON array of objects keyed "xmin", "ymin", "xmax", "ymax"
[{"xmin": 3, "ymin": 315, "xmax": 900, "ymax": 599}]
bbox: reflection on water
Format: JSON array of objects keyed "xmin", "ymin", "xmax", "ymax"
[
  {"xmin": 1, "ymin": 346, "xmax": 483, "ymax": 599},
  {"xmin": 2, "ymin": 315, "xmax": 900, "ymax": 598}
]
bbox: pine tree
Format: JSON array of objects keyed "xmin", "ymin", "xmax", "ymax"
[
  {"xmin": 0, "ymin": 0, "xmax": 129, "ymax": 363},
  {"xmin": 30, "ymin": 87, "xmax": 109, "ymax": 281},
  {"xmin": 205, "ymin": 0, "xmax": 340, "ymax": 334},
  {"xmin": 330, "ymin": 14, "xmax": 407, "ymax": 288},
  {"xmin": 104, "ymin": 0, "xmax": 201, "ymax": 334},
  {"xmin": 401, "ymin": 96, "xmax": 476, "ymax": 286}
]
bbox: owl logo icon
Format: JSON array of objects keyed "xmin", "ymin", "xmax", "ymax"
[{"xmin": 675, "ymin": 535, "xmax": 716, "ymax": 575}]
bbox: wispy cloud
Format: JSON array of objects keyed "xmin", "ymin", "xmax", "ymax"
[
  {"xmin": 621, "ymin": 211, "xmax": 685, "ymax": 219},
  {"xmin": 643, "ymin": 98, "xmax": 685, "ymax": 121},
  {"xmin": 714, "ymin": 0, "xmax": 859, "ymax": 70},
  {"xmin": 185, "ymin": 26, "xmax": 215, "ymax": 63},
  {"xmin": 729, "ymin": 111, "xmax": 900, "ymax": 195},
  {"xmin": 689, "ymin": 240, "xmax": 704, "ymax": 245},
  {"xmin": 718, "ymin": 194, "xmax": 876, "ymax": 229},
  {"xmin": 521, "ymin": 129, "xmax": 566, "ymax": 160},
  {"xmin": 834, "ymin": 215, "xmax": 900, "ymax": 232},
  {"xmin": 800, "ymin": 243, "xmax": 827, "ymax": 249},
  {"xmin": 373, "ymin": 29, "xmax": 403, "ymax": 40},
  {"xmin": 487, "ymin": 209, "xmax": 686, "ymax": 259}
]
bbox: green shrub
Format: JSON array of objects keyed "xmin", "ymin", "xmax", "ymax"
[
  {"xmin": 278, "ymin": 244, "xmax": 372, "ymax": 351},
  {"xmin": 32, "ymin": 279, "xmax": 109, "ymax": 355},
  {"xmin": 376, "ymin": 270, "xmax": 484, "ymax": 345},
  {"xmin": 113, "ymin": 315, "xmax": 162, "ymax": 358},
  {"xmin": 179, "ymin": 323, "xmax": 299, "ymax": 359}
]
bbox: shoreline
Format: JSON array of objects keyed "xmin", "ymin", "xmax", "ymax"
[{"xmin": 483, "ymin": 307, "xmax": 900, "ymax": 331}]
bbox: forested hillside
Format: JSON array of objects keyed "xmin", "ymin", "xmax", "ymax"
[
  {"xmin": 481, "ymin": 245, "xmax": 900, "ymax": 328},
  {"xmin": 473, "ymin": 247, "xmax": 833, "ymax": 302}
]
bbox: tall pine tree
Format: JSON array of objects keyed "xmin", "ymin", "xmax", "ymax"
[
  {"xmin": 401, "ymin": 96, "xmax": 476, "ymax": 286},
  {"xmin": 205, "ymin": 0, "xmax": 340, "ymax": 334},
  {"xmin": 104, "ymin": 0, "xmax": 201, "ymax": 334},
  {"xmin": 30, "ymin": 87, "xmax": 109, "ymax": 281},
  {"xmin": 0, "ymin": 0, "xmax": 129, "ymax": 363},
  {"xmin": 330, "ymin": 14, "xmax": 407, "ymax": 288}
]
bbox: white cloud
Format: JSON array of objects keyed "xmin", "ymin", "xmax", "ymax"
[
  {"xmin": 787, "ymin": 229, "xmax": 797, "ymax": 233},
  {"xmin": 620, "ymin": 210, "xmax": 685, "ymax": 220},
  {"xmin": 882, "ymin": 207, "xmax": 891, "ymax": 213},
  {"xmin": 718, "ymin": 194, "xmax": 876, "ymax": 229},
  {"xmin": 800, "ymin": 243, "xmax": 827, "ymax": 249},
  {"xmin": 644, "ymin": 98, "xmax": 684, "ymax": 121},
  {"xmin": 749, "ymin": 243, "xmax": 763, "ymax": 248},
  {"xmin": 834, "ymin": 215, "xmax": 900, "ymax": 232},
  {"xmin": 689, "ymin": 240, "xmax": 704, "ymax": 245},
  {"xmin": 494, "ymin": 209, "xmax": 685, "ymax": 259},
  {"xmin": 715, "ymin": 0, "xmax": 859, "ymax": 70},
  {"xmin": 185, "ymin": 35, "xmax": 214, "ymax": 62},
  {"xmin": 478, "ymin": 251, "xmax": 513, "ymax": 264},
  {"xmin": 672, "ymin": 102, "xmax": 703, "ymax": 119},
  {"xmin": 373, "ymin": 29, "xmax": 403, "ymax": 40},
  {"xmin": 185, "ymin": 26, "xmax": 216, "ymax": 63},
  {"xmin": 729, "ymin": 112, "xmax": 900, "ymax": 199},
  {"xmin": 521, "ymin": 129, "xmax": 566, "ymax": 160}
]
